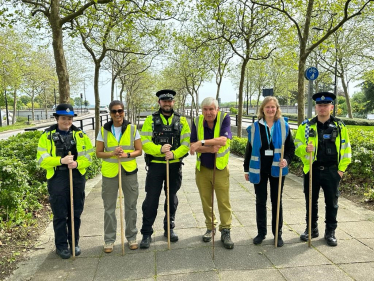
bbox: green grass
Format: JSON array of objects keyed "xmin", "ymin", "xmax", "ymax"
[{"xmin": 0, "ymin": 117, "xmax": 34, "ymax": 132}]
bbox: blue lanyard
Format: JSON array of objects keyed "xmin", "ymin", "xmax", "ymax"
[
  {"xmin": 111, "ymin": 125, "xmax": 122, "ymax": 143},
  {"xmin": 263, "ymin": 120, "xmax": 274, "ymax": 147}
]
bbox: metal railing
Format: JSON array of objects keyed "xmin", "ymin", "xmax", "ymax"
[{"xmin": 24, "ymin": 114, "xmax": 110, "ymax": 132}]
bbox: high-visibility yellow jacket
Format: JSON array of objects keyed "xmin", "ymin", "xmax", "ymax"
[
  {"xmin": 140, "ymin": 111, "xmax": 190, "ymax": 164},
  {"xmin": 294, "ymin": 116, "xmax": 351, "ymax": 174},
  {"xmin": 100, "ymin": 121, "xmax": 138, "ymax": 177},
  {"xmin": 37, "ymin": 124, "xmax": 94, "ymax": 179},
  {"xmin": 194, "ymin": 112, "xmax": 230, "ymax": 171}
]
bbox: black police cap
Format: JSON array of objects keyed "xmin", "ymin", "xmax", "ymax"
[
  {"xmin": 156, "ymin": 89, "xmax": 176, "ymax": 100},
  {"xmin": 53, "ymin": 104, "xmax": 77, "ymax": 117},
  {"xmin": 312, "ymin": 92, "xmax": 336, "ymax": 104}
]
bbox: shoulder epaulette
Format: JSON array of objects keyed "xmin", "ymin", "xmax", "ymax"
[{"xmin": 301, "ymin": 118, "xmax": 309, "ymax": 125}]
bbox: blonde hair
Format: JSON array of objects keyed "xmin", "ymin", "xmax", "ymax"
[{"xmin": 257, "ymin": 96, "xmax": 282, "ymax": 121}]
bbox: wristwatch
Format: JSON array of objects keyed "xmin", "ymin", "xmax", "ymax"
[
  {"xmin": 201, "ymin": 140, "xmax": 205, "ymax": 146},
  {"xmin": 127, "ymin": 153, "xmax": 131, "ymax": 158}
]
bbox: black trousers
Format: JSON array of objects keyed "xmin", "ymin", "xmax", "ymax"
[
  {"xmin": 254, "ymin": 172, "xmax": 285, "ymax": 236},
  {"xmin": 303, "ymin": 165, "xmax": 341, "ymax": 231},
  {"xmin": 48, "ymin": 169, "xmax": 85, "ymax": 250},
  {"xmin": 141, "ymin": 162, "xmax": 182, "ymax": 236}
]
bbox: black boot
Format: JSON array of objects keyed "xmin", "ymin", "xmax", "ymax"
[
  {"xmin": 300, "ymin": 227, "xmax": 319, "ymax": 241},
  {"xmin": 164, "ymin": 230, "xmax": 178, "ymax": 242},
  {"xmin": 324, "ymin": 230, "xmax": 337, "ymax": 246},
  {"xmin": 253, "ymin": 234, "xmax": 266, "ymax": 245},
  {"xmin": 276, "ymin": 235, "xmax": 284, "ymax": 247},
  {"xmin": 70, "ymin": 245, "xmax": 81, "ymax": 256},
  {"xmin": 56, "ymin": 248, "xmax": 71, "ymax": 259},
  {"xmin": 140, "ymin": 235, "xmax": 152, "ymax": 249},
  {"xmin": 221, "ymin": 229, "xmax": 234, "ymax": 249}
]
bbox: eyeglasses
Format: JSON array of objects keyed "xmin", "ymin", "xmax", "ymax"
[{"xmin": 110, "ymin": 109, "xmax": 124, "ymax": 114}]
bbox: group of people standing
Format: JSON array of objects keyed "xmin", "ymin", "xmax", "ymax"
[{"xmin": 37, "ymin": 89, "xmax": 351, "ymax": 259}]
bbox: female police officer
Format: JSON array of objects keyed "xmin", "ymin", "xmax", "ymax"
[{"xmin": 37, "ymin": 104, "xmax": 94, "ymax": 259}]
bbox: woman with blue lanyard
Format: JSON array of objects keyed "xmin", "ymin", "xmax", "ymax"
[
  {"xmin": 243, "ymin": 96, "xmax": 295, "ymax": 247},
  {"xmin": 96, "ymin": 100, "xmax": 142, "ymax": 252}
]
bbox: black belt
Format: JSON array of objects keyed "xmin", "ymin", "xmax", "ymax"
[{"xmin": 313, "ymin": 164, "xmax": 337, "ymax": 171}]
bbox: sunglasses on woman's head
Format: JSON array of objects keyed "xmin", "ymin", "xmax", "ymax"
[{"xmin": 111, "ymin": 109, "xmax": 124, "ymax": 114}]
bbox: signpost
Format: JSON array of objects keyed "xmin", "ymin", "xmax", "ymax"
[{"xmin": 304, "ymin": 67, "xmax": 319, "ymax": 118}]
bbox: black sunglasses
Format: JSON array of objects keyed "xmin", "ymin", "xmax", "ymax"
[{"xmin": 110, "ymin": 109, "xmax": 124, "ymax": 114}]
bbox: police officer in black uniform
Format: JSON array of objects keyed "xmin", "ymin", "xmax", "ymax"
[
  {"xmin": 37, "ymin": 104, "xmax": 93, "ymax": 258},
  {"xmin": 139, "ymin": 90, "xmax": 190, "ymax": 248},
  {"xmin": 295, "ymin": 92, "xmax": 351, "ymax": 246}
]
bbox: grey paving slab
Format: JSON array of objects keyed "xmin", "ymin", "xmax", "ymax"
[
  {"xmin": 95, "ymin": 252, "xmax": 155, "ymax": 281},
  {"xmin": 157, "ymin": 270, "xmax": 219, "ymax": 281},
  {"xmin": 211, "ymin": 245, "xmax": 273, "ymax": 270},
  {"xmin": 156, "ymin": 247, "xmax": 214, "ymax": 276},
  {"xmin": 312, "ymin": 239, "xmax": 374, "ymax": 264},
  {"xmin": 339, "ymin": 221, "xmax": 374, "ymax": 239},
  {"xmin": 262, "ymin": 243, "xmax": 333, "ymax": 268},
  {"xmin": 219, "ymin": 269, "xmax": 285, "ymax": 280},
  {"xmin": 279, "ymin": 265, "xmax": 353, "ymax": 281},
  {"xmin": 339, "ymin": 262, "xmax": 374, "ymax": 281}
]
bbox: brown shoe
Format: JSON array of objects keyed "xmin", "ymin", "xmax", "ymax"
[
  {"xmin": 128, "ymin": 240, "xmax": 138, "ymax": 250},
  {"xmin": 103, "ymin": 242, "xmax": 114, "ymax": 253}
]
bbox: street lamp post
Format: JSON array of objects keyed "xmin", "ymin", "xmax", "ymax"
[{"xmin": 80, "ymin": 93, "xmax": 83, "ymax": 114}]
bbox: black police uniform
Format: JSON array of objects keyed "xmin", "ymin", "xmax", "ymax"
[
  {"xmin": 47, "ymin": 126, "xmax": 86, "ymax": 251},
  {"xmin": 303, "ymin": 116, "xmax": 341, "ymax": 232}
]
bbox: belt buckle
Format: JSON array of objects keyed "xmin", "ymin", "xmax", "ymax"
[{"xmin": 318, "ymin": 166, "xmax": 325, "ymax": 170}]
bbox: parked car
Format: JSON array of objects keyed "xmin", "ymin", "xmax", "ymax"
[{"xmin": 99, "ymin": 105, "xmax": 109, "ymax": 113}]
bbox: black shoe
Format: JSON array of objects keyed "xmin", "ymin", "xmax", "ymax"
[
  {"xmin": 140, "ymin": 235, "xmax": 152, "ymax": 249},
  {"xmin": 221, "ymin": 229, "xmax": 234, "ymax": 249},
  {"xmin": 202, "ymin": 229, "xmax": 215, "ymax": 242},
  {"xmin": 324, "ymin": 230, "xmax": 337, "ymax": 247},
  {"xmin": 56, "ymin": 248, "xmax": 71, "ymax": 259},
  {"xmin": 253, "ymin": 234, "xmax": 266, "ymax": 245},
  {"xmin": 276, "ymin": 236, "xmax": 284, "ymax": 247},
  {"xmin": 164, "ymin": 230, "xmax": 178, "ymax": 242},
  {"xmin": 300, "ymin": 227, "xmax": 319, "ymax": 241},
  {"xmin": 70, "ymin": 246, "xmax": 81, "ymax": 256}
]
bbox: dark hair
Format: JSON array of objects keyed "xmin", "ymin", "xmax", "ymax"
[{"xmin": 109, "ymin": 100, "xmax": 124, "ymax": 111}]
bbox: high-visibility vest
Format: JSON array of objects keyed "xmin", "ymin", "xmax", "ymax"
[
  {"xmin": 247, "ymin": 118, "xmax": 289, "ymax": 184},
  {"xmin": 294, "ymin": 116, "xmax": 351, "ymax": 174},
  {"xmin": 37, "ymin": 124, "xmax": 94, "ymax": 179},
  {"xmin": 101, "ymin": 124, "xmax": 137, "ymax": 177},
  {"xmin": 194, "ymin": 111, "xmax": 230, "ymax": 171}
]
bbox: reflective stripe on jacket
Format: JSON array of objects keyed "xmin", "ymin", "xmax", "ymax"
[
  {"xmin": 195, "ymin": 111, "xmax": 230, "ymax": 171},
  {"xmin": 247, "ymin": 117, "xmax": 289, "ymax": 184},
  {"xmin": 37, "ymin": 125, "xmax": 94, "ymax": 179},
  {"xmin": 101, "ymin": 124, "xmax": 137, "ymax": 177},
  {"xmin": 294, "ymin": 117, "xmax": 352, "ymax": 174}
]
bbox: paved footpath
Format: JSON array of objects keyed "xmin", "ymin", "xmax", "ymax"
[{"xmin": 7, "ymin": 153, "xmax": 374, "ymax": 281}]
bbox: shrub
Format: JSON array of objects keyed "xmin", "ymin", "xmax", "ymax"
[{"xmin": 0, "ymin": 131, "xmax": 101, "ymax": 229}]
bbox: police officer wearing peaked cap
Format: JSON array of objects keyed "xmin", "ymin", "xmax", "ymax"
[
  {"xmin": 294, "ymin": 92, "xmax": 351, "ymax": 246},
  {"xmin": 37, "ymin": 104, "xmax": 94, "ymax": 259},
  {"xmin": 139, "ymin": 89, "xmax": 191, "ymax": 248}
]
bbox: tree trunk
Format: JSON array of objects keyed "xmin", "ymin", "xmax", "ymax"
[
  {"xmin": 297, "ymin": 57, "xmax": 306, "ymax": 124},
  {"xmin": 49, "ymin": 0, "xmax": 70, "ymax": 104},
  {"xmin": 12, "ymin": 90, "xmax": 17, "ymax": 125},
  {"xmin": 340, "ymin": 73, "xmax": 353, "ymax": 118},
  {"xmin": 237, "ymin": 59, "xmax": 250, "ymax": 138},
  {"xmin": 94, "ymin": 62, "xmax": 101, "ymax": 138}
]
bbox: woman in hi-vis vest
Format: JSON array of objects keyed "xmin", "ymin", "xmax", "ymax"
[
  {"xmin": 96, "ymin": 100, "xmax": 142, "ymax": 253},
  {"xmin": 243, "ymin": 96, "xmax": 295, "ymax": 247}
]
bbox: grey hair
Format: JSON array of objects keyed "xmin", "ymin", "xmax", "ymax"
[{"xmin": 201, "ymin": 97, "xmax": 219, "ymax": 109}]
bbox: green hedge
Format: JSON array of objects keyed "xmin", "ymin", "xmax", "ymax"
[
  {"xmin": 0, "ymin": 131, "xmax": 101, "ymax": 229},
  {"xmin": 231, "ymin": 127, "xmax": 374, "ymax": 201}
]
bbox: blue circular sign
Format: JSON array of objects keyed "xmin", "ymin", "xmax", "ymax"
[{"xmin": 304, "ymin": 67, "xmax": 319, "ymax": 81}]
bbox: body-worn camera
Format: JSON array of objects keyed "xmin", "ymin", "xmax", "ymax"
[{"xmin": 309, "ymin": 128, "xmax": 316, "ymax": 137}]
